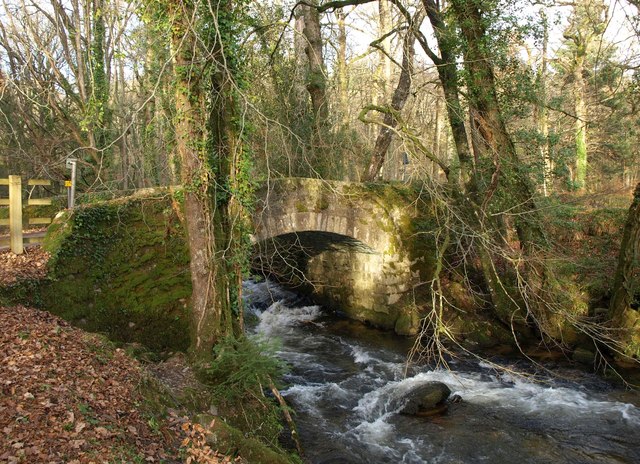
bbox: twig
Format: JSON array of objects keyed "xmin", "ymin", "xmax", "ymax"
[{"xmin": 267, "ymin": 375, "xmax": 304, "ymax": 457}]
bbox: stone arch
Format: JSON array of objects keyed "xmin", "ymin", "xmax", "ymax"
[
  {"xmin": 253, "ymin": 178, "xmax": 404, "ymax": 258},
  {"xmin": 251, "ymin": 178, "xmax": 432, "ymax": 335}
]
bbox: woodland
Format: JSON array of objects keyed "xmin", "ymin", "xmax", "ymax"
[{"xmin": 1, "ymin": 0, "xmax": 640, "ymax": 462}]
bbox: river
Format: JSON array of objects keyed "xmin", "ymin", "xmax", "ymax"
[{"xmin": 243, "ymin": 279, "xmax": 640, "ymax": 464}]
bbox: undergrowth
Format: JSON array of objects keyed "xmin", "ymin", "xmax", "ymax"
[{"xmin": 200, "ymin": 336, "xmax": 289, "ymax": 447}]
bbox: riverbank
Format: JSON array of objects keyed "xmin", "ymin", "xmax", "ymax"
[
  {"xmin": 0, "ymin": 304, "xmax": 297, "ymax": 463},
  {"xmin": 244, "ymin": 279, "xmax": 640, "ymax": 463}
]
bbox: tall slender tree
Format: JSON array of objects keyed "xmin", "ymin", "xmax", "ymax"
[{"xmin": 561, "ymin": 0, "xmax": 608, "ymax": 191}]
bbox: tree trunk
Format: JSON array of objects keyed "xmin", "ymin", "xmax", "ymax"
[
  {"xmin": 302, "ymin": 0, "xmax": 328, "ymax": 131},
  {"xmin": 451, "ymin": 0, "xmax": 547, "ymax": 249},
  {"xmin": 432, "ymin": 95, "xmax": 443, "ymax": 178},
  {"xmin": 363, "ymin": 19, "xmax": 418, "ymax": 181},
  {"xmin": 91, "ymin": 0, "xmax": 111, "ymax": 164},
  {"xmin": 421, "ymin": 0, "xmax": 473, "ymax": 185},
  {"xmin": 336, "ymin": 9, "xmax": 349, "ymax": 125},
  {"xmin": 574, "ymin": 53, "xmax": 588, "ymax": 191},
  {"xmin": 609, "ymin": 183, "xmax": 640, "ymax": 358},
  {"xmin": 417, "ymin": 0, "xmax": 518, "ymax": 323},
  {"xmin": 293, "ymin": 8, "xmax": 309, "ymax": 121},
  {"xmin": 563, "ymin": 0, "xmax": 608, "ymax": 191},
  {"xmin": 447, "ymin": 0, "xmax": 574, "ymax": 339},
  {"xmin": 378, "ymin": 0, "xmax": 392, "ymax": 99},
  {"xmin": 169, "ymin": 0, "xmax": 244, "ymax": 362},
  {"xmin": 536, "ymin": 11, "xmax": 551, "ymax": 196}
]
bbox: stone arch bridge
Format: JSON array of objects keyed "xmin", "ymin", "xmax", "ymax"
[{"xmin": 252, "ymin": 178, "xmax": 435, "ymax": 335}]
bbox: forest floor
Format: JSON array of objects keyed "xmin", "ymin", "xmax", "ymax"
[
  {"xmin": 0, "ymin": 244, "xmax": 239, "ymax": 463},
  {"xmin": 0, "ymin": 304, "xmax": 242, "ymax": 463},
  {"xmin": 0, "ymin": 247, "xmax": 49, "ymax": 286}
]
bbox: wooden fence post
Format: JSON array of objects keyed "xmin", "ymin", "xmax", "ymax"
[{"xmin": 9, "ymin": 175, "xmax": 23, "ymax": 254}]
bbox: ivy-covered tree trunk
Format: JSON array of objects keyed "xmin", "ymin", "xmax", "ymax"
[
  {"xmin": 90, "ymin": 0, "xmax": 111, "ymax": 150},
  {"xmin": 451, "ymin": 0, "xmax": 548, "ymax": 246},
  {"xmin": 535, "ymin": 11, "xmax": 551, "ymax": 196},
  {"xmin": 421, "ymin": 0, "xmax": 474, "ymax": 184},
  {"xmin": 90, "ymin": 0, "xmax": 112, "ymax": 174},
  {"xmin": 168, "ymin": 0, "xmax": 247, "ymax": 362},
  {"xmin": 609, "ymin": 183, "xmax": 640, "ymax": 358},
  {"xmin": 573, "ymin": 52, "xmax": 588, "ymax": 191},
  {"xmin": 563, "ymin": 0, "xmax": 608, "ymax": 191},
  {"xmin": 449, "ymin": 0, "xmax": 578, "ymax": 338},
  {"xmin": 293, "ymin": 7, "xmax": 310, "ymax": 123}
]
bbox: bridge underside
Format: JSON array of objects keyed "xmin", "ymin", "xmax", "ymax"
[
  {"xmin": 251, "ymin": 178, "xmax": 437, "ymax": 335},
  {"xmin": 252, "ymin": 231, "xmax": 419, "ymax": 334}
]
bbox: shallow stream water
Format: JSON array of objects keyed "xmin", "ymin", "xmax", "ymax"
[{"xmin": 243, "ymin": 280, "xmax": 640, "ymax": 464}]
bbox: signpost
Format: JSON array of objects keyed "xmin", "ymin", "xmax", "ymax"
[{"xmin": 66, "ymin": 158, "xmax": 77, "ymax": 209}]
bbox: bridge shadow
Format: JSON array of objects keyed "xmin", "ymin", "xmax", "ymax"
[
  {"xmin": 252, "ymin": 231, "xmax": 376, "ymax": 289},
  {"xmin": 252, "ymin": 230, "xmax": 415, "ymax": 332}
]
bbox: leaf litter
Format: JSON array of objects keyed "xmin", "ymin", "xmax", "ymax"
[{"xmin": 0, "ymin": 305, "xmax": 237, "ymax": 463}]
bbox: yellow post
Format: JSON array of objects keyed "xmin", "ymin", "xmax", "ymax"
[{"xmin": 9, "ymin": 175, "xmax": 23, "ymax": 254}]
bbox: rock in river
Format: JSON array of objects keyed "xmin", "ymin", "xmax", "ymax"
[{"xmin": 399, "ymin": 381, "xmax": 451, "ymax": 416}]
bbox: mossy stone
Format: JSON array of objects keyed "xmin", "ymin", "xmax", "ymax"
[{"xmin": 34, "ymin": 189, "xmax": 192, "ymax": 352}]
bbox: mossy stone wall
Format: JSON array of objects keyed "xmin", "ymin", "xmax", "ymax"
[{"xmin": 38, "ymin": 190, "xmax": 192, "ymax": 352}]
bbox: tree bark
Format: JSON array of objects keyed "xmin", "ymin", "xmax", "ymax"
[
  {"xmin": 609, "ymin": 183, "xmax": 640, "ymax": 358},
  {"xmin": 535, "ymin": 11, "xmax": 551, "ymax": 196},
  {"xmin": 169, "ymin": 0, "xmax": 244, "ymax": 362},
  {"xmin": 363, "ymin": 17, "xmax": 419, "ymax": 181},
  {"xmin": 432, "ymin": 94, "xmax": 443, "ymax": 178},
  {"xmin": 447, "ymin": 0, "xmax": 567, "ymax": 337},
  {"xmin": 302, "ymin": 0, "xmax": 328, "ymax": 130},
  {"xmin": 336, "ymin": 9, "xmax": 349, "ymax": 125},
  {"xmin": 451, "ymin": 0, "xmax": 547, "ymax": 249},
  {"xmin": 378, "ymin": 0, "xmax": 392, "ymax": 99},
  {"xmin": 293, "ymin": 7, "xmax": 310, "ymax": 121},
  {"xmin": 421, "ymin": 0, "xmax": 473, "ymax": 185},
  {"xmin": 563, "ymin": 0, "xmax": 608, "ymax": 191},
  {"xmin": 574, "ymin": 53, "xmax": 588, "ymax": 191}
]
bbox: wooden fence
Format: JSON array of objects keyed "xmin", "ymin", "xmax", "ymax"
[{"xmin": 0, "ymin": 175, "xmax": 52, "ymax": 254}]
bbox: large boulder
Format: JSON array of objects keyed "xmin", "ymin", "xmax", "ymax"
[{"xmin": 398, "ymin": 382, "xmax": 451, "ymax": 416}]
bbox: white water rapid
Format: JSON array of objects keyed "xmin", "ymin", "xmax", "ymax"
[{"xmin": 244, "ymin": 280, "xmax": 640, "ymax": 464}]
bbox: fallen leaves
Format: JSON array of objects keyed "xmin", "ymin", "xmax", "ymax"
[
  {"xmin": 181, "ymin": 422, "xmax": 243, "ymax": 464},
  {"xmin": 0, "ymin": 305, "xmax": 182, "ymax": 463},
  {"xmin": 0, "ymin": 247, "xmax": 50, "ymax": 286}
]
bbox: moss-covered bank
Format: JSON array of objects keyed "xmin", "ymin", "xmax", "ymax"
[{"xmin": 2, "ymin": 189, "xmax": 192, "ymax": 352}]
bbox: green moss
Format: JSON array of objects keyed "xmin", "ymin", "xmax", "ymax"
[
  {"xmin": 315, "ymin": 195, "xmax": 329, "ymax": 211},
  {"xmin": 449, "ymin": 315, "xmax": 516, "ymax": 349},
  {"xmin": 394, "ymin": 309, "xmax": 420, "ymax": 335},
  {"xmin": 197, "ymin": 414, "xmax": 299, "ymax": 464},
  {"xmin": 294, "ymin": 201, "xmax": 308, "ymax": 213},
  {"xmin": 32, "ymin": 190, "xmax": 192, "ymax": 352}
]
